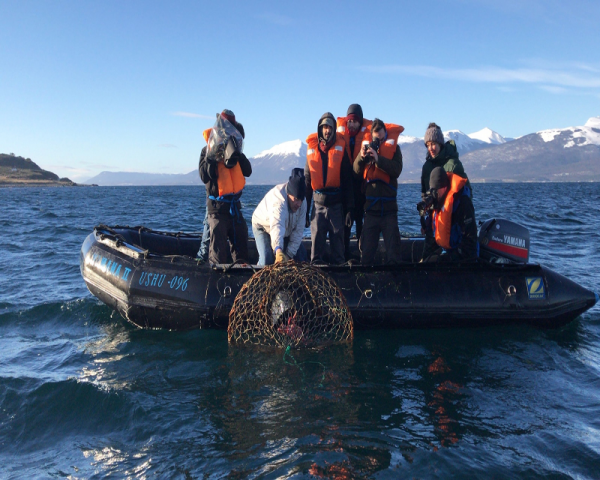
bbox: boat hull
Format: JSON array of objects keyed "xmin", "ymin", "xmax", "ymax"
[{"xmin": 80, "ymin": 226, "xmax": 598, "ymax": 330}]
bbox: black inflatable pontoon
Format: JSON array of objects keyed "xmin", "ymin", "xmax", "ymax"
[{"xmin": 80, "ymin": 224, "xmax": 598, "ymax": 330}]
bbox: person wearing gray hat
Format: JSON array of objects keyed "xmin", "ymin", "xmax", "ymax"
[
  {"xmin": 304, "ymin": 112, "xmax": 354, "ymax": 264},
  {"xmin": 420, "ymin": 122, "xmax": 472, "ymax": 235},
  {"xmin": 251, "ymin": 168, "xmax": 308, "ymax": 266},
  {"xmin": 421, "ymin": 167, "xmax": 478, "ymax": 262},
  {"xmin": 421, "ymin": 122, "xmax": 471, "ymax": 199}
]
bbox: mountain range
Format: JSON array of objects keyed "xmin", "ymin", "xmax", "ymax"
[{"xmin": 84, "ymin": 117, "xmax": 600, "ymax": 185}]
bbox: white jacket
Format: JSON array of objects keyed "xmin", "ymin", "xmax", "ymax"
[{"xmin": 252, "ymin": 183, "xmax": 307, "ymax": 256}]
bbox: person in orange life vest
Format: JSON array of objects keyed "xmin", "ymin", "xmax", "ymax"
[
  {"xmin": 199, "ymin": 109, "xmax": 252, "ymax": 265},
  {"xmin": 421, "ymin": 167, "xmax": 478, "ymax": 263},
  {"xmin": 304, "ymin": 112, "xmax": 354, "ymax": 264},
  {"xmin": 353, "ymin": 118, "xmax": 403, "ymax": 265},
  {"xmin": 337, "ymin": 104, "xmax": 373, "ymax": 260}
]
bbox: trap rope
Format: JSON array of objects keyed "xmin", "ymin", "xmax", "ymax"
[{"xmin": 228, "ymin": 262, "xmax": 353, "ymax": 349}]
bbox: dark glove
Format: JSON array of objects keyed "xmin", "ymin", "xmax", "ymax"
[
  {"xmin": 345, "ymin": 211, "xmax": 353, "ymax": 228},
  {"xmin": 305, "ymin": 212, "xmax": 311, "ymax": 228},
  {"xmin": 224, "ymin": 151, "xmax": 240, "ymax": 169}
]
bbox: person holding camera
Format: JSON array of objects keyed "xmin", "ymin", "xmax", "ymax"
[
  {"xmin": 199, "ymin": 109, "xmax": 252, "ymax": 265},
  {"xmin": 421, "ymin": 167, "xmax": 477, "ymax": 262},
  {"xmin": 336, "ymin": 104, "xmax": 372, "ymax": 260},
  {"xmin": 304, "ymin": 112, "xmax": 354, "ymax": 264},
  {"xmin": 353, "ymin": 118, "xmax": 404, "ymax": 265},
  {"xmin": 251, "ymin": 168, "xmax": 308, "ymax": 266}
]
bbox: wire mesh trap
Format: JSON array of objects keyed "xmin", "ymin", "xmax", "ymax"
[{"xmin": 228, "ymin": 262, "xmax": 353, "ymax": 349}]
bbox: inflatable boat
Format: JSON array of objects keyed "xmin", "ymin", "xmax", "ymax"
[{"xmin": 80, "ymin": 222, "xmax": 598, "ymax": 330}]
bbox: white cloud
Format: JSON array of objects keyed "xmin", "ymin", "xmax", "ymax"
[
  {"xmin": 357, "ymin": 63, "xmax": 600, "ymax": 89},
  {"xmin": 539, "ymin": 85, "xmax": 568, "ymax": 94},
  {"xmin": 255, "ymin": 12, "xmax": 293, "ymax": 26},
  {"xmin": 158, "ymin": 144, "xmax": 178, "ymax": 149},
  {"xmin": 171, "ymin": 111, "xmax": 213, "ymax": 119}
]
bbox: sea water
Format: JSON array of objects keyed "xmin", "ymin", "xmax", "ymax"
[{"xmin": 0, "ymin": 183, "xmax": 599, "ymax": 478}]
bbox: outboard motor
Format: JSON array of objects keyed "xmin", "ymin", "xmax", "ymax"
[{"xmin": 478, "ymin": 218, "xmax": 530, "ymax": 264}]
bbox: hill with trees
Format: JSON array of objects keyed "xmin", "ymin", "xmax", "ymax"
[{"xmin": 0, "ymin": 153, "xmax": 77, "ymax": 186}]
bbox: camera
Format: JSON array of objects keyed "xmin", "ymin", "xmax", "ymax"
[
  {"xmin": 364, "ymin": 137, "xmax": 380, "ymax": 162},
  {"xmin": 416, "ymin": 190, "xmax": 435, "ymax": 216}
]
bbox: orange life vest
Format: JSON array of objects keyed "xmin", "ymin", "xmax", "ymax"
[
  {"xmin": 202, "ymin": 128, "xmax": 246, "ymax": 197},
  {"xmin": 336, "ymin": 117, "xmax": 373, "ymax": 162},
  {"xmin": 306, "ymin": 133, "xmax": 345, "ymax": 190},
  {"xmin": 433, "ymin": 172, "xmax": 468, "ymax": 249},
  {"xmin": 361, "ymin": 123, "xmax": 404, "ymax": 184}
]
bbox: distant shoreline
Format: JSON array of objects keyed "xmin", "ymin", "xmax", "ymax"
[{"xmin": 0, "ymin": 180, "xmax": 96, "ymax": 188}]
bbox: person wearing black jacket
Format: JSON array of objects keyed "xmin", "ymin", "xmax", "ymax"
[
  {"xmin": 304, "ymin": 112, "xmax": 354, "ymax": 264},
  {"xmin": 199, "ymin": 110, "xmax": 252, "ymax": 265},
  {"xmin": 353, "ymin": 119, "xmax": 403, "ymax": 265},
  {"xmin": 421, "ymin": 167, "xmax": 478, "ymax": 262}
]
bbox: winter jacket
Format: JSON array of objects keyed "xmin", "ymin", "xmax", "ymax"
[
  {"xmin": 199, "ymin": 146, "xmax": 252, "ymax": 215},
  {"xmin": 252, "ymin": 183, "xmax": 307, "ymax": 258},
  {"xmin": 421, "ymin": 140, "xmax": 471, "ymax": 197}
]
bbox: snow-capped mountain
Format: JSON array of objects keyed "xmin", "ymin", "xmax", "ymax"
[
  {"xmin": 83, "ymin": 119, "xmax": 599, "ymax": 185},
  {"xmin": 248, "ymin": 128, "xmax": 506, "ymax": 184},
  {"xmin": 253, "ymin": 139, "xmax": 307, "ymax": 159},
  {"xmin": 537, "ymin": 117, "xmax": 600, "ymax": 148},
  {"xmin": 248, "ymin": 139, "xmax": 307, "ymax": 185},
  {"xmin": 444, "ymin": 130, "xmax": 488, "ymax": 154},
  {"xmin": 461, "ymin": 117, "xmax": 600, "ymax": 182},
  {"xmin": 468, "ymin": 127, "xmax": 507, "ymax": 145}
]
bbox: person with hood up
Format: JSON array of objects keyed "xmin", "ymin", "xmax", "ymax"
[
  {"xmin": 421, "ymin": 167, "xmax": 478, "ymax": 262},
  {"xmin": 336, "ymin": 104, "xmax": 372, "ymax": 259},
  {"xmin": 199, "ymin": 109, "xmax": 252, "ymax": 265},
  {"xmin": 304, "ymin": 112, "xmax": 354, "ymax": 264},
  {"xmin": 251, "ymin": 168, "xmax": 308, "ymax": 266}
]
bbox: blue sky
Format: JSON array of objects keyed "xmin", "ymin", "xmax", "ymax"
[{"xmin": 1, "ymin": 0, "xmax": 599, "ymax": 181}]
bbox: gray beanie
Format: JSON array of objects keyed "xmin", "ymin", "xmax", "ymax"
[{"xmin": 424, "ymin": 122, "xmax": 444, "ymax": 146}]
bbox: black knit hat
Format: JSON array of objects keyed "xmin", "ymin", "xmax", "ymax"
[
  {"xmin": 429, "ymin": 167, "xmax": 450, "ymax": 190},
  {"xmin": 346, "ymin": 104, "xmax": 363, "ymax": 123},
  {"xmin": 424, "ymin": 122, "xmax": 444, "ymax": 146},
  {"xmin": 287, "ymin": 168, "xmax": 306, "ymax": 200}
]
